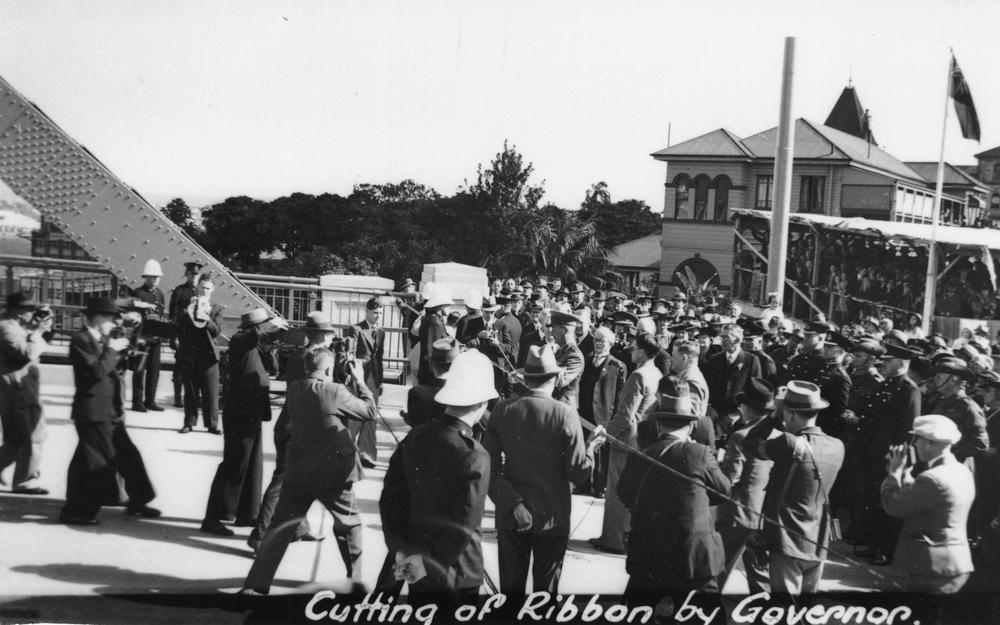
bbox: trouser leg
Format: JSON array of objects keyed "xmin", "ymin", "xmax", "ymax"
[
  {"xmin": 318, "ymin": 485, "xmax": 363, "ymax": 578},
  {"xmin": 205, "ymin": 435, "xmax": 252, "ymax": 522},
  {"xmin": 243, "ymin": 482, "xmax": 314, "ymax": 593},
  {"xmin": 143, "ymin": 342, "xmax": 162, "ymax": 406},
  {"xmin": 112, "ymin": 421, "xmax": 156, "ymax": 505},
  {"xmin": 530, "ymin": 534, "xmax": 568, "ymax": 594},
  {"xmin": 201, "ymin": 363, "xmax": 220, "ymax": 431},
  {"xmin": 62, "ymin": 421, "xmax": 116, "ymax": 520},
  {"xmin": 497, "ymin": 529, "xmax": 532, "ymax": 595},
  {"xmin": 182, "ymin": 361, "xmax": 200, "ymax": 428},
  {"xmin": 235, "ymin": 431, "xmax": 263, "ymax": 523}
]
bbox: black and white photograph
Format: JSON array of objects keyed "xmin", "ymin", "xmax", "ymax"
[{"xmin": 2, "ymin": 1, "xmax": 1000, "ymax": 623}]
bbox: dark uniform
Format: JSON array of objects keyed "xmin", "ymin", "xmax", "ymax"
[
  {"xmin": 130, "ymin": 283, "xmax": 165, "ymax": 410},
  {"xmin": 814, "ymin": 362, "xmax": 853, "ymax": 440},
  {"xmin": 858, "ymin": 373, "xmax": 920, "ymax": 560},
  {"xmin": 931, "ymin": 391, "xmax": 988, "ymax": 463},
  {"xmin": 781, "ymin": 348, "xmax": 824, "ymax": 385},
  {"xmin": 61, "ymin": 326, "xmax": 156, "ymax": 522},
  {"xmin": 203, "ymin": 329, "xmax": 270, "ymax": 529},
  {"xmin": 381, "ymin": 417, "xmax": 490, "ymax": 605},
  {"xmin": 168, "ymin": 281, "xmax": 197, "ymax": 407},
  {"xmin": 842, "ymin": 364, "xmax": 883, "ymax": 540},
  {"xmin": 404, "ymin": 379, "xmax": 447, "ymax": 428},
  {"xmin": 752, "ymin": 348, "xmax": 778, "ymax": 388}
]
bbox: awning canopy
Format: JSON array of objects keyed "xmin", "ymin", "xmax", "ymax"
[{"xmin": 730, "ymin": 207, "xmax": 1000, "ymax": 251}]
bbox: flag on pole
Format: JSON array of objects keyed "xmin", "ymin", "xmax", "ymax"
[{"xmin": 951, "ymin": 54, "xmax": 980, "ymax": 142}]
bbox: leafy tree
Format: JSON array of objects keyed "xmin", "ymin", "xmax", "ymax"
[
  {"xmin": 162, "ymin": 197, "xmax": 201, "ymax": 238},
  {"xmin": 578, "ymin": 183, "xmax": 661, "ymax": 249},
  {"xmin": 200, "ymin": 196, "xmax": 275, "ymax": 270}
]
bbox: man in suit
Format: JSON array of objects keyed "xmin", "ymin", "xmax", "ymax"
[
  {"xmin": 201, "ymin": 308, "xmax": 274, "ymax": 536},
  {"xmin": 249, "ymin": 311, "xmax": 334, "ymax": 551},
  {"xmin": 60, "ymin": 298, "xmax": 160, "ymax": 525},
  {"xmin": 177, "ymin": 273, "xmax": 223, "ymax": 434},
  {"xmin": 670, "ymin": 339, "xmax": 710, "ymax": 418},
  {"xmin": 516, "ymin": 302, "xmax": 546, "ymax": 367},
  {"xmin": 578, "ymin": 326, "xmax": 627, "ymax": 497},
  {"xmin": 417, "ymin": 286, "xmax": 452, "ymax": 385},
  {"xmin": 402, "ymin": 337, "xmax": 458, "ymax": 428},
  {"xmin": 347, "ymin": 297, "xmax": 385, "ymax": 468},
  {"xmin": 492, "ymin": 290, "xmax": 522, "ymax": 374},
  {"xmin": 168, "ymin": 261, "xmax": 202, "ymax": 408},
  {"xmin": 549, "ymin": 311, "xmax": 584, "ymax": 409},
  {"xmin": 130, "ymin": 259, "xmax": 167, "ymax": 413},
  {"xmin": 485, "ymin": 345, "xmax": 598, "ymax": 595},
  {"xmin": 380, "ymin": 350, "xmax": 496, "ymax": 607},
  {"xmin": 717, "ymin": 378, "xmax": 774, "ymax": 594},
  {"xmin": 882, "ymin": 415, "xmax": 975, "ymax": 593},
  {"xmin": 703, "ymin": 323, "xmax": 762, "ymax": 440},
  {"xmin": 743, "ymin": 380, "xmax": 845, "ymax": 596},
  {"xmin": 616, "ymin": 394, "xmax": 730, "ymax": 611},
  {"xmin": 0, "ymin": 292, "xmax": 52, "ymax": 495},
  {"xmin": 240, "ymin": 348, "xmax": 376, "ymax": 595}
]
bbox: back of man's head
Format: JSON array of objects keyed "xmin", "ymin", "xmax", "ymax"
[{"xmin": 305, "ymin": 348, "xmax": 335, "ymax": 378}]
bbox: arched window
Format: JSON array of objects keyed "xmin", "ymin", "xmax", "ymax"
[
  {"xmin": 673, "ymin": 174, "xmax": 691, "ymax": 220},
  {"xmin": 672, "ymin": 256, "xmax": 721, "ymax": 289},
  {"xmin": 693, "ymin": 175, "xmax": 711, "ymax": 221},
  {"xmin": 713, "ymin": 175, "xmax": 732, "ymax": 222}
]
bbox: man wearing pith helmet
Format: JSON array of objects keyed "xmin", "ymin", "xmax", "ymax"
[
  {"xmin": 743, "ymin": 380, "xmax": 845, "ymax": 596},
  {"xmin": 130, "ymin": 259, "xmax": 166, "ymax": 412},
  {"xmin": 379, "ymin": 350, "xmax": 496, "ymax": 607}
]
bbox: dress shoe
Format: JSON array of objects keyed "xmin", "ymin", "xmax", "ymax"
[
  {"xmin": 591, "ymin": 490, "xmax": 606, "ymax": 500},
  {"xmin": 178, "ymin": 426, "xmax": 193, "ymax": 434},
  {"xmin": 587, "ymin": 538, "xmax": 624, "ymax": 555},
  {"xmin": 146, "ymin": 404, "xmax": 165, "ymax": 412},
  {"xmin": 131, "ymin": 404, "xmax": 148, "ymax": 413},
  {"xmin": 247, "ymin": 530, "xmax": 261, "ymax": 552},
  {"xmin": 60, "ymin": 513, "xmax": 100, "ymax": 526},
  {"xmin": 127, "ymin": 504, "xmax": 162, "ymax": 518},
  {"xmin": 173, "ymin": 401, "xmax": 184, "ymax": 408},
  {"xmin": 360, "ymin": 455, "xmax": 377, "ymax": 469},
  {"xmin": 200, "ymin": 519, "xmax": 235, "ymax": 536},
  {"xmin": 13, "ymin": 486, "xmax": 49, "ymax": 495},
  {"xmin": 232, "ymin": 518, "xmax": 256, "ymax": 527},
  {"xmin": 294, "ymin": 533, "xmax": 326, "ymax": 543},
  {"xmin": 207, "ymin": 428, "xmax": 222, "ymax": 435}
]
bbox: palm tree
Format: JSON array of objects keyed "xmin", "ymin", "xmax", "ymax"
[{"xmin": 502, "ymin": 206, "xmax": 612, "ymax": 282}]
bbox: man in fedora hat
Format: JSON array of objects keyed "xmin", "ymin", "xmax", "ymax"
[
  {"xmin": 0, "ymin": 291, "xmax": 53, "ymax": 495},
  {"xmin": 485, "ymin": 344, "xmax": 598, "ymax": 595},
  {"xmin": 201, "ymin": 307, "xmax": 276, "ymax": 536},
  {"xmin": 177, "ymin": 273, "xmax": 223, "ymax": 434},
  {"xmin": 346, "ymin": 297, "xmax": 386, "ymax": 468},
  {"xmin": 857, "ymin": 342, "xmax": 922, "ymax": 565},
  {"xmin": 129, "ymin": 259, "xmax": 166, "ymax": 412},
  {"xmin": 717, "ymin": 378, "xmax": 774, "ymax": 594},
  {"xmin": 743, "ymin": 380, "xmax": 845, "ymax": 596},
  {"xmin": 240, "ymin": 348, "xmax": 375, "ymax": 595},
  {"xmin": 928, "ymin": 357, "xmax": 988, "ymax": 464},
  {"xmin": 168, "ymin": 260, "xmax": 204, "ymax": 407},
  {"xmin": 548, "ymin": 311, "xmax": 584, "ymax": 409},
  {"xmin": 249, "ymin": 311, "xmax": 335, "ymax": 550},
  {"xmin": 882, "ymin": 415, "xmax": 975, "ymax": 594},
  {"xmin": 616, "ymin": 394, "xmax": 730, "ymax": 611},
  {"xmin": 60, "ymin": 297, "xmax": 160, "ymax": 525},
  {"xmin": 379, "ymin": 350, "xmax": 496, "ymax": 606},
  {"xmin": 403, "ymin": 337, "xmax": 459, "ymax": 428}
]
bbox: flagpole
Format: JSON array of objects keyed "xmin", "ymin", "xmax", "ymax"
[{"xmin": 921, "ymin": 55, "xmax": 952, "ymax": 336}]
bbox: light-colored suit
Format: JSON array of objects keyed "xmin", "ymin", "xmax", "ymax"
[{"xmin": 881, "ymin": 452, "xmax": 975, "ymax": 593}]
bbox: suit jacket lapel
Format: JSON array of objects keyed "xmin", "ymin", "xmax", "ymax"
[{"xmin": 356, "ymin": 321, "xmax": 375, "ymax": 352}]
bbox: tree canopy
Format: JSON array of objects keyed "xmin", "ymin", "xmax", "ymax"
[{"xmin": 172, "ymin": 143, "xmax": 662, "ymax": 284}]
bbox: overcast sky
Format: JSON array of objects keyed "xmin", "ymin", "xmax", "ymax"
[{"xmin": 1, "ymin": 0, "xmax": 998, "ymax": 211}]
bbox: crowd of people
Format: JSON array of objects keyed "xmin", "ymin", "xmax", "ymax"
[
  {"xmin": 735, "ymin": 231, "xmax": 1000, "ymax": 324},
  {"xmin": 5, "ymin": 263, "xmax": 1000, "ymax": 615}
]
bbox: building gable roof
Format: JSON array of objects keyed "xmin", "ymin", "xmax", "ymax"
[
  {"xmin": 651, "ymin": 128, "xmax": 753, "ymax": 159},
  {"xmin": 975, "ymin": 145, "xmax": 1000, "ymax": 159},
  {"xmin": 904, "ymin": 162, "xmax": 988, "ymax": 190},
  {"xmin": 607, "ymin": 233, "xmax": 661, "ymax": 269}
]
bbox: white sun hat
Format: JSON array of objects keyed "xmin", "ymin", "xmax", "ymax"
[{"xmin": 434, "ymin": 350, "xmax": 499, "ymax": 406}]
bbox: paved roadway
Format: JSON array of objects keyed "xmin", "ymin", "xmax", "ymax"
[{"xmin": 0, "ymin": 363, "xmax": 975, "ymax": 624}]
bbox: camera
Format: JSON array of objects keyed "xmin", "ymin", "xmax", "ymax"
[
  {"xmin": 31, "ymin": 306, "xmax": 52, "ymax": 324},
  {"xmin": 330, "ymin": 335, "xmax": 357, "ymax": 383}
]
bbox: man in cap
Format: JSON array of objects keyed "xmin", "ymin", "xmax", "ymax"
[
  {"xmin": 403, "ymin": 337, "xmax": 459, "ymax": 428},
  {"xmin": 780, "ymin": 321, "xmax": 831, "ymax": 384},
  {"xmin": 418, "ymin": 285, "xmax": 452, "ymax": 385},
  {"xmin": 177, "ymin": 273, "xmax": 223, "ymax": 434},
  {"xmin": 248, "ymin": 311, "xmax": 335, "ymax": 550},
  {"xmin": 548, "ymin": 311, "xmax": 585, "ymax": 409},
  {"xmin": 379, "ymin": 350, "xmax": 495, "ymax": 606},
  {"xmin": 60, "ymin": 298, "xmax": 160, "ymax": 524},
  {"xmin": 568, "ymin": 282, "xmax": 591, "ymax": 322},
  {"xmin": 856, "ymin": 342, "xmax": 922, "ymax": 565},
  {"xmin": 717, "ymin": 378, "xmax": 774, "ymax": 594},
  {"xmin": 396, "ymin": 278, "xmax": 422, "ymax": 354},
  {"xmin": 743, "ymin": 380, "xmax": 845, "ymax": 596},
  {"xmin": 0, "ymin": 292, "xmax": 53, "ymax": 495},
  {"xmin": 168, "ymin": 260, "xmax": 203, "ymax": 407},
  {"xmin": 239, "ymin": 348, "xmax": 375, "ymax": 595},
  {"xmin": 742, "ymin": 324, "xmax": 777, "ymax": 388},
  {"xmin": 486, "ymin": 345, "xmax": 598, "ymax": 595},
  {"xmin": 813, "ymin": 337, "xmax": 853, "ymax": 440},
  {"xmin": 346, "ymin": 297, "xmax": 385, "ymax": 468},
  {"xmin": 483, "ymin": 290, "xmax": 521, "ymax": 395},
  {"xmin": 616, "ymin": 394, "xmax": 730, "ymax": 611},
  {"xmin": 882, "ymin": 415, "xmax": 975, "ymax": 593},
  {"xmin": 578, "ymin": 326, "xmax": 627, "ymax": 498},
  {"xmin": 201, "ymin": 308, "xmax": 276, "ymax": 536},
  {"xmin": 517, "ymin": 302, "xmax": 546, "ymax": 367},
  {"xmin": 611, "ymin": 311, "xmax": 639, "ymax": 375},
  {"xmin": 129, "ymin": 259, "xmax": 167, "ymax": 412},
  {"xmin": 929, "ymin": 357, "xmax": 988, "ymax": 464}
]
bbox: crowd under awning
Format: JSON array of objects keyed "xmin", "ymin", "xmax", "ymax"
[{"xmin": 729, "ymin": 207, "xmax": 1000, "ymax": 252}]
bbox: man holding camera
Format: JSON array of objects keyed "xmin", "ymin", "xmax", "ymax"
[
  {"xmin": 0, "ymin": 292, "xmax": 53, "ymax": 495},
  {"xmin": 60, "ymin": 298, "xmax": 159, "ymax": 525}
]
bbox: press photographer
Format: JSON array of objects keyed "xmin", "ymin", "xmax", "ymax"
[{"xmin": 0, "ymin": 291, "xmax": 54, "ymax": 495}]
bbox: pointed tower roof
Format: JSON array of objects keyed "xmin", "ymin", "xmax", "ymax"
[{"xmin": 824, "ymin": 85, "xmax": 875, "ymax": 144}]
